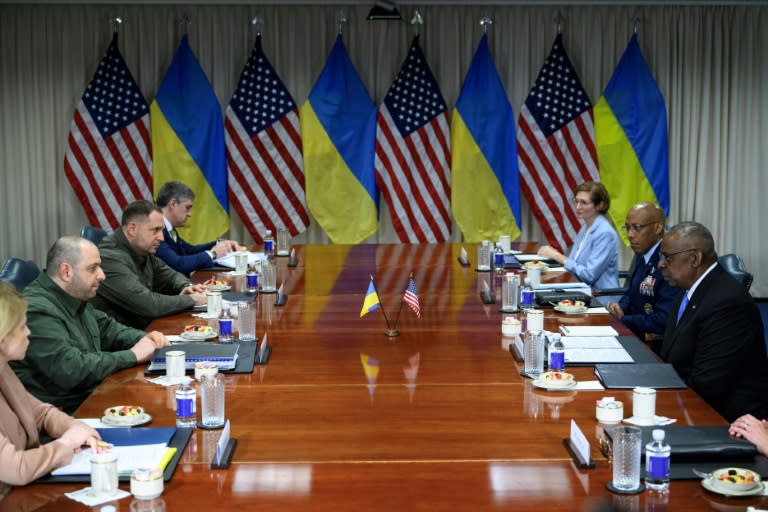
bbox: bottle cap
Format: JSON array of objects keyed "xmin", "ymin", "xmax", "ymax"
[
  {"xmin": 652, "ymin": 429, "xmax": 665, "ymax": 441},
  {"xmin": 181, "ymin": 376, "xmax": 193, "ymax": 386}
]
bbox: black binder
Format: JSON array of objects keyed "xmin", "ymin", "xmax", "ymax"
[{"xmin": 594, "ymin": 362, "xmax": 686, "ymax": 389}]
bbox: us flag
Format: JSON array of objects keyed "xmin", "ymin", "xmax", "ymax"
[
  {"xmin": 64, "ymin": 33, "xmax": 152, "ymax": 230},
  {"xmin": 517, "ymin": 34, "xmax": 599, "ymax": 252},
  {"xmin": 225, "ymin": 35, "xmax": 309, "ymax": 243},
  {"xmin": 375, "ymin": 36, "xmax": 451, "ymax": 243},
  {"xmin": 403, "ymin": 276, "xmax": 420, "ymax": 318}
]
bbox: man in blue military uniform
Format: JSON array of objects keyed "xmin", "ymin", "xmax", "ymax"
[{"xmin": 606, "ymin": 203, "xmax": 678, "ymax": 353}]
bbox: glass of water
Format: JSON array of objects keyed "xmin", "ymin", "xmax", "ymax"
[
  {"xmin": 610, "ymin": 426, "xmax": 642, "ymax": 491},
  {"xmin": 200, "ymin": 374, "xmax": 225, "ymax": 428},
  {"xmin": 523, "ymin": 330, "xmax": 545, "ymax": 378}
]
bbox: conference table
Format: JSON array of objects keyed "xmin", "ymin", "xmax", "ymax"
[{"xmin": 6, "ymin": 244, "xmax": 767, "ymax": 511}]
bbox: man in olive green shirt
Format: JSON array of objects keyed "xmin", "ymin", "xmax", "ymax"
[
  {"xmin": 11, "ymin": 236, "xmax": 169, "ymax": 413},
  {"xmin": 91, "ymin": 200, "xmax": 207, "ymax": 329}
]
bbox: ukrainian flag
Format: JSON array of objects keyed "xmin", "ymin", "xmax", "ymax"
[
  {"xmin": 301, "ymin": 35, "xmax": 378, "ymax": 244},
  {"xmin": 595, "ymin": 35, "xmax": 669, "ymax": 243},
  {"xmin": 151, "ymin": 35, "xmax": 229, "ymax": 244},
  {"xmin": 452, "ymin": 35, "xmax": 521, "ymax": 243},
  {"xmin": 360, "ymin": 280, "xmax": 380, "ymax": 317}
]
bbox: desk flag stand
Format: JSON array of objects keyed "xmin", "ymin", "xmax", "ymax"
[{"xmin": 360, "ymin": 273, "xmax": 420, "ymax": 337}]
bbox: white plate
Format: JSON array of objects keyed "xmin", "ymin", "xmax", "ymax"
[
  {"xmin": 180, "ymin": 330, "xmax": 217, "ymax": 341},
  {"xmin": 554, "ymin": 305, "xmax": 589, "ymax": 314},
  {"xmin": 523, "ymin": 263, "xmax": 549, "ymax": 271},
  {"xmin": 532, "ymin": 378, "xmax": 578, "ymax": 391},
  {"xmin": 206, "ymin": 284, "xmax": 231, "ymax": 292},
  {"xmin": 702, "ymin": 477, "xmax": 764, "ymax": 497},
  {"xmin": 101, "ymin": 406, "xmax": 152, "ymax": 427}
]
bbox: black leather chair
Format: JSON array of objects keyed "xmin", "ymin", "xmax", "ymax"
[
  {"xmin": 80, "ymin": 225, "xmax": 108, "ymax": 246},
  {"xmin": 0, "ymin": 258, "xmax": 41, "ymax": 291},
  {"xmin": 718, "ymin": 253, "xmax": 753, "ymax": 291}
]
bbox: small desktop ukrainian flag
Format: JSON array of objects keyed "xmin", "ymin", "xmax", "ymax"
[{"xmin": 360, "ymin": 280, "xmax": 381, "ymax": 317}]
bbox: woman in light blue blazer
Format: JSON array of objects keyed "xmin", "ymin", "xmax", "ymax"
[{"xmin": 537, "ymin": 181, "xmax": 619, "ymax": 290}]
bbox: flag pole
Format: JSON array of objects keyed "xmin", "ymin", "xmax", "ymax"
[
  {"xmin": 390, "ymin": 272, "xmax": 411, "ymax": 332},
  {"xmin": 371, "ymin": 275, "xmax": 399, "ymax": 338}
]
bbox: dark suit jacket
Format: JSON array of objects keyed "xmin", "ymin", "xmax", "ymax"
[
  {"xmin": 660, "ymin": 264, "xmax": 768, "ymax": 422},
  {"xmin": 618, "ymin": 247, "xmax": 679, "ymax": 340},
  {"xmin": 155, "ymin": 227, "xmax": 216, "ymax": 276}
]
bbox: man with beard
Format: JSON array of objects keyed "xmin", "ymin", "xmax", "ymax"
[
  {"xmin": 10, "ymin": 236, "xmax": 169, "ymax": 413},
  {"xmin": 91, "ymin": 200, "xmax": 207, "ymax": 329}
]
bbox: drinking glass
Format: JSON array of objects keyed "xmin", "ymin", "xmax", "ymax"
[
  {"xmin": 501, "ymin": 273, "xmax": 519, "ymax": 312},
  {"xmin": 201, "ymin": 374, "xmax": 225, "ymax": 428},
  {"xmin": 523, "ymin": 330, "xmax": 544, "ymax": 377},
  {"xmin": 277, "ymin": 228, "xmax": 290, "ymax": 256},
  {"xmin": 262, "ymin": 260, "xmax": 277, "ymax": 292},
  {"xmin": 610, "ymin": 426, "xmax": 642, "ymax": 491},
  {"xmin": 237, "ymin": 301, "xmax": 257, "ymax": 341}
]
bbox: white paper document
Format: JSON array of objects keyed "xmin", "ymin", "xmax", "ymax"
[
  {"xmin": 562, "ymin": 336, "xmax": 633, "ymax": 363},
  {"xmin": 52, "ymin": 443, "xmax": 169, "ymax": 476},
  {"xmin": 215, "ymin": 251, "xmax": 266, "ymax": 269},
  {"xmin": 559, "ymin": 325, "xmax": 619, "ymax": 337}
]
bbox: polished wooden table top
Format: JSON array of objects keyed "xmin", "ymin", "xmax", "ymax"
[{"xmin": 6, "ymin": 244, "xmax": 766, "ymax": 511}]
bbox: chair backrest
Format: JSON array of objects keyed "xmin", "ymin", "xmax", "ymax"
[
  {"xmin": 0, "ymin": 258, "xmax": 41, "ymax": 291},
  {"xmin": 718, "ymin": 253, "xmax": 753, "ymax": 292},
  {"xmin": 80, "ymin": 225, "xmax": 108, "ymax": 246}
]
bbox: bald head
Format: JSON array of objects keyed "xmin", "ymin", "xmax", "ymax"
[
  {"xmin": 45, "ymin": 236, "xmax": 92, "ymax": 276},
  {"xmin": 45, "ymin": 236, "xmax": 105, "ymax": 300},
  {"xmin": 624, "ymin": 202, "xmax": 665, "ymax": 255},
  {"xmin": 630, "ymin": 202, "xmax": 664, "ymax": 224}
]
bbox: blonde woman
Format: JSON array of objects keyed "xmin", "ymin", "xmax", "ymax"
[{"xmin": 0, "ymin": 281, "xmax": 101, "ymax": 495}]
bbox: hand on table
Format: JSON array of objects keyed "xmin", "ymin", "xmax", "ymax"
[
  {"xmin": 729, "ymin": 414, "xmax": 768, "ymax": 455},
  {"xmin": 606, "ymin": 302, "xmax": 625, "ymax": 319},
  {"xmin": 537, "ymin": 245, "xmax": 565, "ymax": 265}
]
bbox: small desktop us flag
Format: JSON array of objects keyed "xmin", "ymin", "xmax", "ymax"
[{"xmin": 403, "ymin": 277, "xmax": 420, "ymax": 318}]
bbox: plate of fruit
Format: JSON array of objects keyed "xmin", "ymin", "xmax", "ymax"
[
  {"xmin": 203, "ymin": 278, "xmax": 230, "ymax": 292},
  {"xmin": 554, "ymin": 299, "xmax": 588, "ymax": 314},
  {"xmin": 181, "ymin": 324, "xmax": 216, "ymax": 340},
  {"xmin": 102, "ymin": 405, "xmax": 152, "ymax": 427},
  {"xmin": 532, "ymin": 371, "xmax": 577, "ymax": 390}
]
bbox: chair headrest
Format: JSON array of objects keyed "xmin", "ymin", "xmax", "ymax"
[{"xmin": 0, "ymin": 258, "xmax": 41, "ymax": 291}]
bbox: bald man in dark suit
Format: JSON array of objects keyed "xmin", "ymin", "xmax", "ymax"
[{"xmin": 659, "ymin": 222, "xmax": 768, "ymax": 422}]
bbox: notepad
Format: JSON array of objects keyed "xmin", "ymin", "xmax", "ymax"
[
  {"xmin": 150, "ymin": 343, "xmax": 238, "ymax": 372},
  {"xmin": 562, "ymin": 336, "xmax": 634, "ymax": 364},
  {"xmin": 559, "ymin": 325, "xmax": 619, "ymax": 337}
]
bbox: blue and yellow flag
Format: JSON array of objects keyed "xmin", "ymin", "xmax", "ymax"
[
  {"xmin": 360, "ymin": 279, "xmax": 381, "ymax": 317},
  {"xmin": 451, "ymin": 35, "xmax": 521, "ymax": 243},
  {"xmin": 595, "ymin": 34, "xmax": 670, "ymax": 243},
  {"xmin": 150, "ymin": 35, "xmax": 229, "ymax": 244},
  {"xmin": 301, "ymin": 35, "xmax": 378, "ymax": 244}
]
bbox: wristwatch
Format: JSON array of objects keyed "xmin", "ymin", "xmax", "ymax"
[{"xmin": 210, "ymin": 250, "xmax": 217, "ymax": 259}]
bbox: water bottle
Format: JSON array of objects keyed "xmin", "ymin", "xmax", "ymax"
[
  {"xmin": 645, "ymin": 429, "xmax": 671, "ymax": 491},
  {"xmin": 493, "ymin": 244, "xmax": 505, "ymax": 273},
  {"xmin": 520, "ymin": 278, "xmax": 534, "ymax": 311},
  {"xmin": 218, "ymin": 303, "xmax": 234, "ymax": 343},
  {"xmin": 263, "ymin": 230, "xmax": 275, "ymax": 259},
  {"xmin": 549, "ymin": 335, "xmax": 565, "ymax": 371},
  {"xmin": 246, "ymin": 264, "xmax": 259, "ymax": 294},
  {"xmin": 175, "ymin": 376, "xmax": 196, "ymax": 428}
]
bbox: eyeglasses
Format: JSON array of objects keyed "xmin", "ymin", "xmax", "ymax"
[
  {"xmin": 621, "ymin": 222, "xmax": 657, "ymax": 234},
  {"xmin": 659, "ymin": 248, "xmax": 698, "ymax": 263},
  {"xmin": 574, "ymin": 199, "xmax": 593, "ymax": 206}
]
